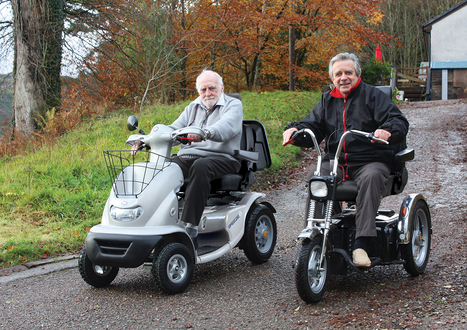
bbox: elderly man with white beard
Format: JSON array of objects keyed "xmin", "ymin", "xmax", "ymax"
[{"xmin": 132, "ymin": 69, "xmax": 243, "ymax": 245}]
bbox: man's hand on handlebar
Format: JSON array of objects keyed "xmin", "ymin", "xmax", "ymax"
[
  {"xmin": 187, "ymin": 133, "xmax": 203, "ymax": 144},
  {"xmin": 282, "ymin": 127, "xmax": 298, "ymax": 146},
  {"xmin": 372, "ymin": 129, "xmax": 391, "ymax": 144},
  {"xmin": 178, "ymin": 133, "xmax": 202, "ymax": 145},
  {"xmin": 131, "ymin": 141, "xmax": 143, "ymax": 155}
]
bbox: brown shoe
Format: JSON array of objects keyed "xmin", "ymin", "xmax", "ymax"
[{"xmin": 353, "ymin": 248, "xmax": 371, "ymax": 268}]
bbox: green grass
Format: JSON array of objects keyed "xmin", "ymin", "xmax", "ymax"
[{"xmin": 0, "ymin": 90, "xmax": 320, "ymax": 267}]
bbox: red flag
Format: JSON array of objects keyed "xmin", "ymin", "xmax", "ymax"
[{"xmin": 375, "ymin": 45, "xmax": 383, "ymax": 64}]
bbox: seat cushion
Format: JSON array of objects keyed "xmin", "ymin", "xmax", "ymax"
[
  {"xmin": 335, "ymin": 180, "xmax": 358, "ymax": 201},
  {"xmin": 210, "ymin": 174, "xmax": 244, "ymax": 192}
]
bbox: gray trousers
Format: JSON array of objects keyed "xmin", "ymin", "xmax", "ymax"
[
  {"xmin": 307, "ymin": 161, "xmax": 390, "ymax": 238},
  {"xmin": 172, "ymin": 155, "xmax": 241, "ymax": 226}
]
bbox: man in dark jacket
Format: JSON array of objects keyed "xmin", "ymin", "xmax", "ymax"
[{"xmin": 283, "ymin": 52, "xmax": 409, "ymax": 268}]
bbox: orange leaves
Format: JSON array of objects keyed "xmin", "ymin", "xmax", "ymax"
[
  {"xmin": 61, "ymin": 0, "xmax": 392, "ymax": 109},
  {"xmin": 40, "ymin": 250, "xmax": 50, "ymax": 259}
]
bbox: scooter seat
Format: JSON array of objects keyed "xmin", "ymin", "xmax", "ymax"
[
  {"xmin": 210, "ymin": 173, "xmax": 245, "ymax": 192},
  {"xmin": 335, "ymin": 180, "xmax": 358, "ymax": 201},
  {"xmin": 178, "ymin": 120, "xmax": 271, "ymax": 194},
  {"xmin": 180, "ymin": 171, "xmax": 254, "ymax": 193},
  {"xmin": 334, "ymin": 147, "xmax": 413, "ymax": 202}
]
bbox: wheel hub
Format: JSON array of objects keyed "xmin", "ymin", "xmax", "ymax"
[{"xmin": 167, "ymin": 254, "xmax": 187, "ymax": 283}]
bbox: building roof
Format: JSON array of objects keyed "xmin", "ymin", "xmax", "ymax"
[{"xmin": 422, "ymin": 0, "xmax": 467, "ymax": 32}]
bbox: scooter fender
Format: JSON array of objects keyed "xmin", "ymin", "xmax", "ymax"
[
  {"xmin": 398, "ymin": 193, "xmax": 428, "ymax": 244},
  {"xmin": 298, "ymin": 226, "xmax": 322, "ymax": 240},
  {"xmin": 102, "ymin": 163, "xmax": 184, "ymax": 228}
]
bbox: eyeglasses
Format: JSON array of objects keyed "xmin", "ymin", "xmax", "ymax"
[{"xmin": 199, "ymin": 86, "xmax": 218, "ymax": 93}]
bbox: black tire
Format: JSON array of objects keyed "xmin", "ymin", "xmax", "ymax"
[
  {"xmin": 295, "ymin": 236, "xmax": 329, "ymax": 304},
  {"xmin": 243, "ymin": 204, "xmax": 277, "ymax": 264},
  {"xmin": 78, "ymin": 247, "xmax": 119, "ymax": 288},
  {"xmin": 401, "ymin": 200, "xmax": 431, "ymax": 276},
  {"xmin": 152, "ymin": 242, "xmax": 194, "ymax": 295}
]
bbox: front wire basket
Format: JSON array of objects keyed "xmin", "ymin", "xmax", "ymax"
[{"xmin": 103, "ymin": 150, "xmax": 171, "ymax": 197}]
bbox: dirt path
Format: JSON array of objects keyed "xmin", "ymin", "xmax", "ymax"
[{"xmin": 1, "ymin": 100, "xmax": 466, "ymax": 329}]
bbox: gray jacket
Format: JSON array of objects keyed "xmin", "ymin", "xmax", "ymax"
[{"xmin": 169, "ymin": 93, "xmax": 243, "ymax": 161}]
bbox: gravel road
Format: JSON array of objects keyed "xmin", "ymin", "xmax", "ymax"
[{"xmin": 1, "ymin": 99, "xmax": 466, "ymax": 329}]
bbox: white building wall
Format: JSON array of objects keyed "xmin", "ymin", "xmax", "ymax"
[{"xmin": 431, "ymin": 6, "xmax": 467, "ymax": 62}]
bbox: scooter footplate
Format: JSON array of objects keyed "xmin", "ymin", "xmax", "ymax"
[{"xmin": 197, "ymin": 245, "xmax": 222, "ymax": 256}]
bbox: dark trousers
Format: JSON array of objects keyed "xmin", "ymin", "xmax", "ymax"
[
  {"xmin": 172, "ymin": 155, "xmax": 241, "ymax": 226},
  {"xmin": 307, "ymin": 161, "xmax": 390, "ymax": 238}
]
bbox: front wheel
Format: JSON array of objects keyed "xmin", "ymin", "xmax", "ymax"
[
  {"xmin": 78, "ymin": 247, "xmax": 119, "ymax": 288},
  {"xmin": 242, "ymin": 204, "xmax": 277, "ymax": 264},
  {"xmin": 401, "ymin": 200, "xmax": 431, "ymax": 276},
  {"xmin": 152, "ymin": 242, "xmax": 194, "ymax": 295},
  {"xmin": 295, "ymin": 236, "xmax": 329, "ymax": 304}
]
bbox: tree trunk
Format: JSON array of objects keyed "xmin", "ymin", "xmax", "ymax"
[
  {"xmin": 288, "ymin": 26, "xmax": 296, "ymax": 91},
  {"xmin": 252, "ymin": 54, "xmax": 263, "ymax": 90},
  {"xmin": 11, "ymin": 0, "xmax": 64, "ymax": 135}
]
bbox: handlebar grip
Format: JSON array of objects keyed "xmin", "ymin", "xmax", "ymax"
[{"xmin": 178, "ymin": 136, "xmax": 194, "ymax": 145}]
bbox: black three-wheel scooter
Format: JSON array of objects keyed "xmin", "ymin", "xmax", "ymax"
[{"xmin": 284, "ymin": 128, "xmax": 431, "ymax": 303}]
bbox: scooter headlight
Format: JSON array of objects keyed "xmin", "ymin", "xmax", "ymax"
[
  {"xmin": 309, "ymin": 176, "xmax": 333, "ymax": 201},
  {"xmin": 110, "ymin": 206, "xmax": 143, "ymax": 222},
  {"xmin": 310, "ymin": 180, "xmax": 328, "ymax": 198}
]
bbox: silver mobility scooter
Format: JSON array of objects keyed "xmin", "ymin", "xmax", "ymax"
[
  {"xmin": 285, "ymin": 126, "xmax": 431, "ymax": 304},
  {"xmin": 79, "ymin": 96, "xmax": 277, "ymax": 294}
]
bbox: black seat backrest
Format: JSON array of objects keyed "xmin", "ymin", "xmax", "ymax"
[
  {"xmin": 376, "ymin": 85, "xmax": 392, "ymax": 99},
  {"xmin": 242, "ymin": 120, "xmax": 271, "ymax": 172},
  {"xmin": 210, "ymin": 119, "xmax": 271, "ymax": 192}
]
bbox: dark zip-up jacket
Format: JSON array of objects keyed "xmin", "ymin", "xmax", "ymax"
[{"xmin": 285, "ymin": 79, "xmax": 409, "ymax": 169}]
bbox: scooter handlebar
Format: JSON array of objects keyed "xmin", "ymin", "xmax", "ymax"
[
  {"xmin": 171, "ymin": 127, "xmax": 206, "ymax": 141},
  {"xmin": 350, "ymin": 129, "xmax": 389, "ymax": 145}
]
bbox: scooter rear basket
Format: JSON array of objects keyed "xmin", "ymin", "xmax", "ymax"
[{"xmin": 103, "ymin": 150, "xmax": 170, "ymax": 197}]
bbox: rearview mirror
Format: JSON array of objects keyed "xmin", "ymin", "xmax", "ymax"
[{"xmin": 127, "ymin": 115, "xmax": 138, "ymax": 131}]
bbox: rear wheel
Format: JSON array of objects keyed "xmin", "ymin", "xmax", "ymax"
[
  {"xmin": 295, "ymin": 236, "xmax": 329, "ymax": 304},
  {"xmin": 401, "ymin": 200, "xmax": 431, "ymax": 276},
  {"xmin": 152, "ymin": 242, "xmax": 194, "ymax": 294},
  {"xmin": 243, "ymin": 204, "xmax": 277, "ymax": 264},
  {"xmin": 78, "ymin": 247, "xmax": 119, "ymax": 287}
]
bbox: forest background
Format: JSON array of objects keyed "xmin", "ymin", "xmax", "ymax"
[{"xmin": 0, "ymin": 0, "xmax": 463, "ymax": 146}]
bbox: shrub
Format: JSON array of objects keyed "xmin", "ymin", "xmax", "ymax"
[{"xmin": 361, "ymin": 58, "xmax": 393, "ymax": 86}]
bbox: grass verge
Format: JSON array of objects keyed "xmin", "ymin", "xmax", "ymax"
[{"xmin": 0, "ymin": 90, "xmax": 320, "ymax": 267}]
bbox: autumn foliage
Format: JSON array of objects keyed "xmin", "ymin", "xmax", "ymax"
[
  {"xmin": 63, "ymin": 0, "xmax": 391, "ymax": 107},
  {"xmin": 2, "ymin": 0, "xmax": 391, "ymax": 157}
]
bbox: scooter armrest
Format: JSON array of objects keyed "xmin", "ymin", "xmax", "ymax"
[
  {"xmin": 395, "ymin": 148, "xmax": 414, "ymax": 162},
  {"xmin": 234, "ymin": 150, "xmax": 259, "ymax": 163}
]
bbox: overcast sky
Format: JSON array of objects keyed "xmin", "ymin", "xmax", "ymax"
[
  {"xmin": 0, "ymin": 1, "xmax": 13, "ymax": 74},
  {"xmin": 0, "ymin": 2, "xmax": 88, "ymax": 77}
]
